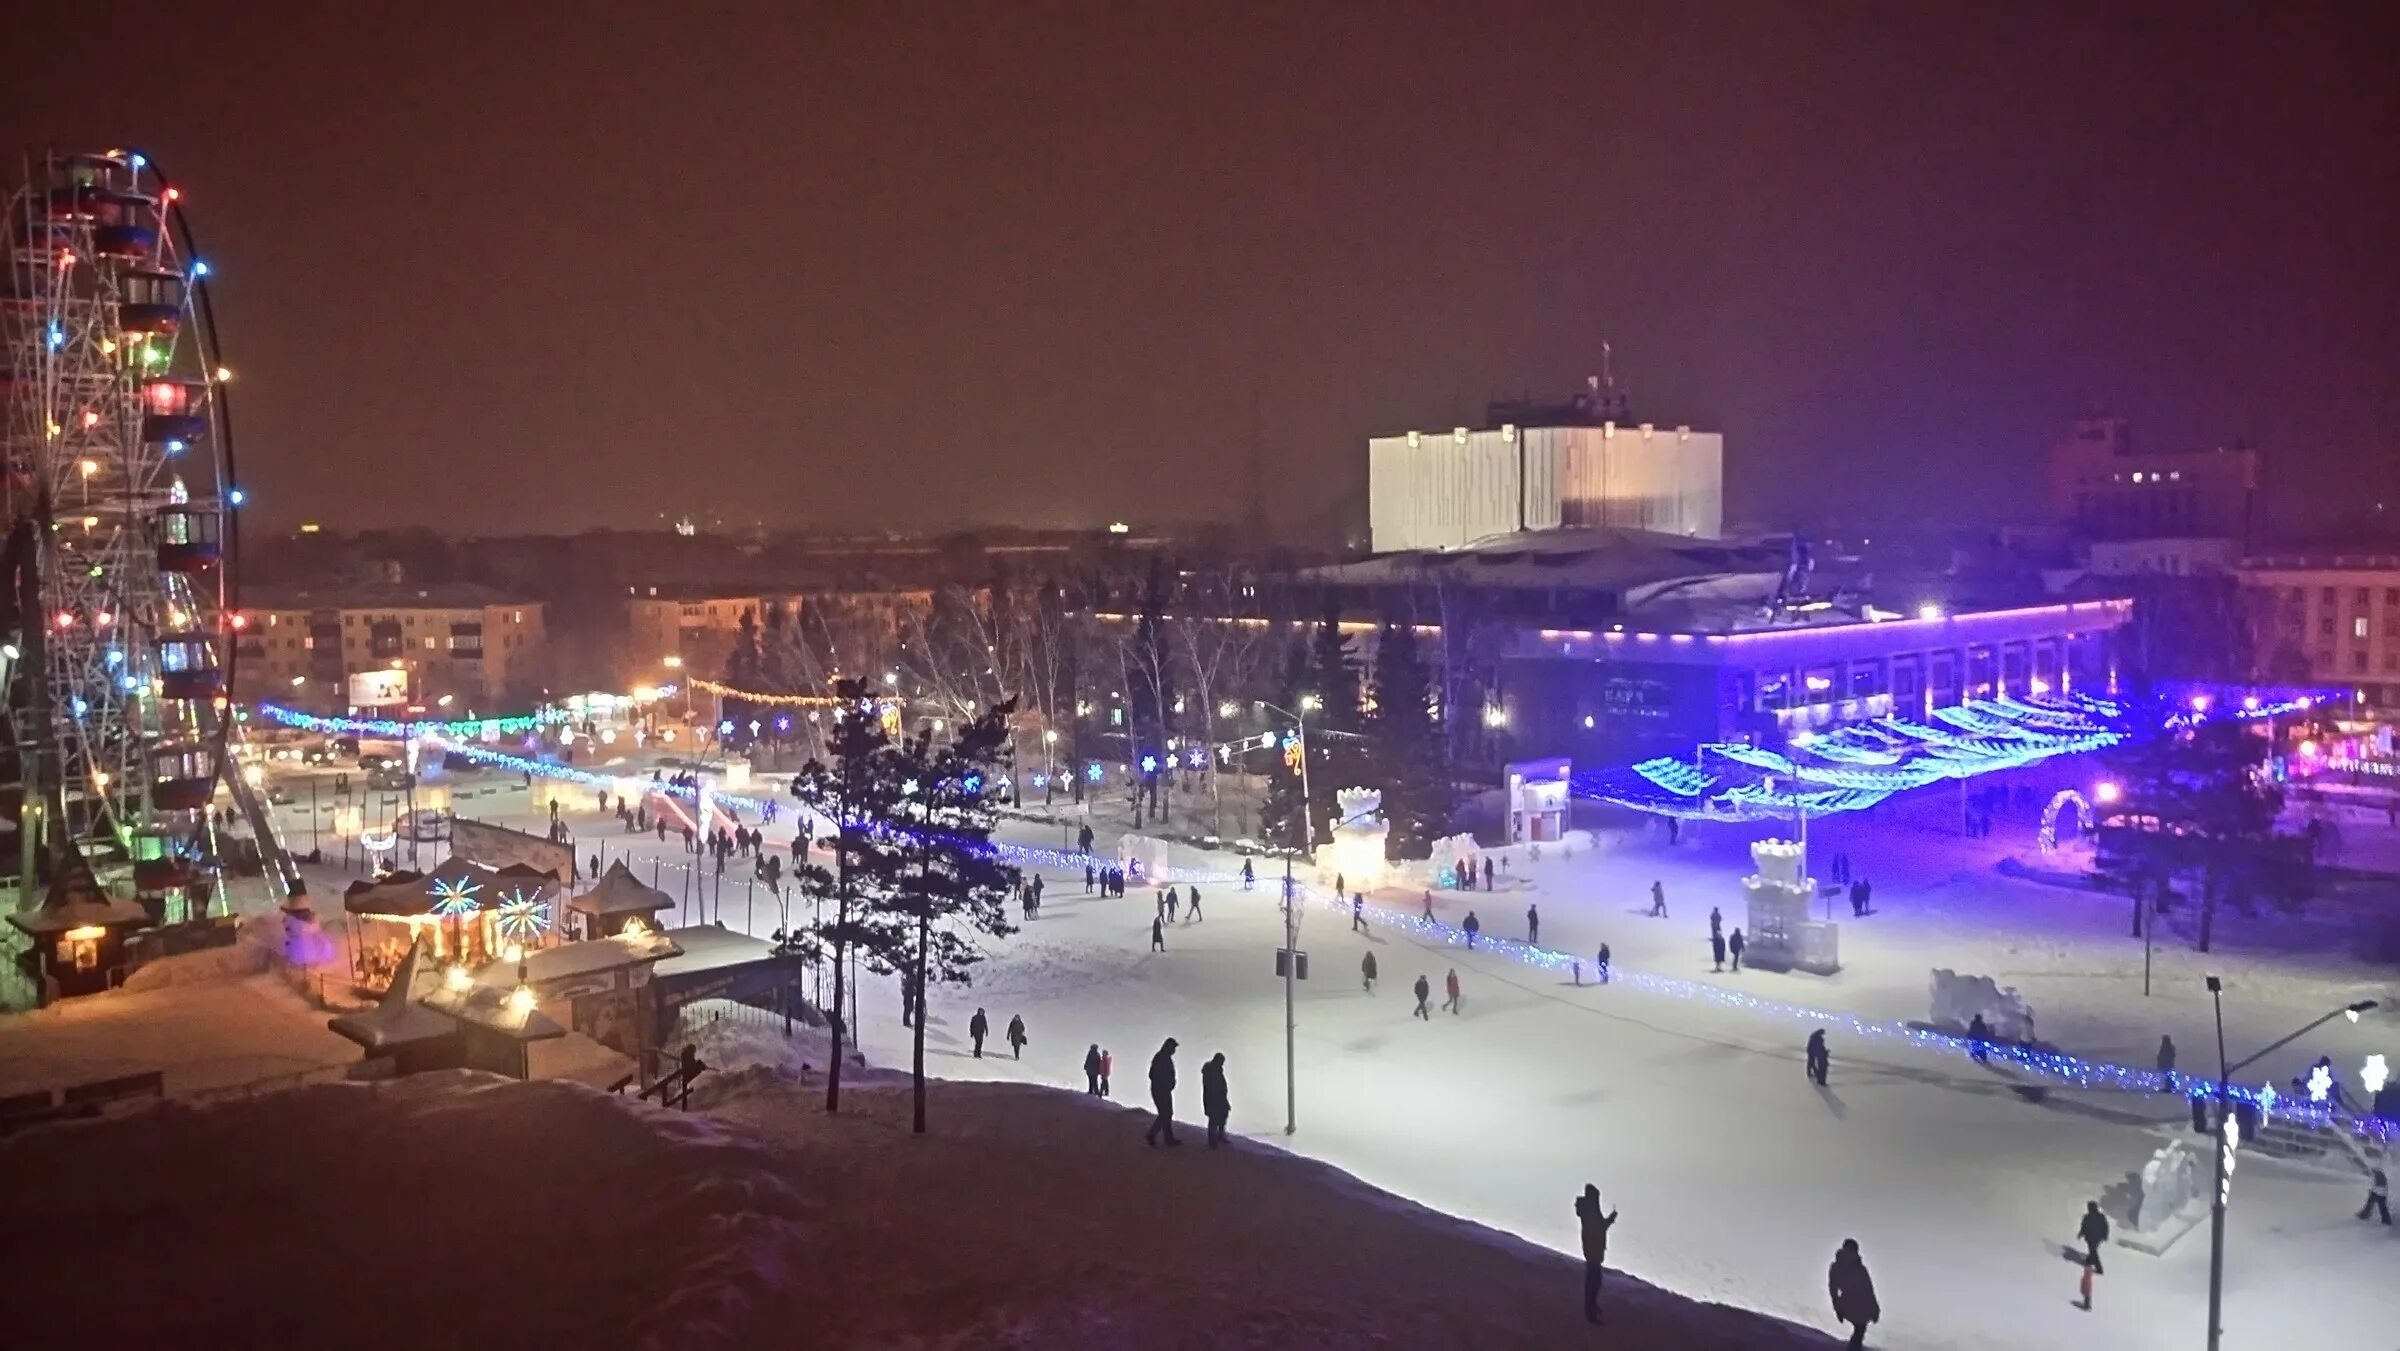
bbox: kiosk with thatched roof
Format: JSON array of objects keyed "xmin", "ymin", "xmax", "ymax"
[{"xmin": 8, "ymin": 844, "xmax": 152, "ymax": 1000}]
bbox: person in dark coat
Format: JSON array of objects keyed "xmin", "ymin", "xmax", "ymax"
[
  {"xmin": 1574, "ymin": 1183, "xmax": 1618, "ymax": 1324},
  {"xmin": 2078, "ymin": 1201, "xmax": 2110, "ymax": 1275},
  {"xmin": 1083, "ymin": 1042, "xmax": 1104, "ymax": 1095},
  {"xmin": 968, "ymin": 1007, "xmax": 989, "ymax": 1058},
  {"xmin": 2359, "ymin": 1166, "xmax": 2391, "ymax": 1224},
  {"xmin": 1709, "ymin": 905, "xmax": 1722, "ymax": 939},
  {"xmin": 1084, "ymin": 862, "xmax": 1096, "ymax": 893},
  {"xmin": 1361, "ymin": 950, "xmax": 1378, "ymax": 993},
  {"xmin": 1596, "ymin": 943, "xmax": 1611, "ymax": 984},
  {"xmin": 1483, "ymin": 856, "xmax": 1495, "ymax": 889},
  {"xmin": 1649, "ymin": 880, "xmax": 1667, "ymax": 917},
  {"xmin": 1144, "ymin": 1038, "xmax": 1181, "ymax": 1146},
  {"xmin": 1200, "ymin": 1052, "xmax": 1231, "ymax": 1147},
  {"xmin": 2156, "ymin": 1035, "xmax": 2177, "ymax": 1093},
  {"xmin": 1966, "ymin": 1013, "xmax": 1991, "ymax": 1063},
  {"xmin": 1151, "ymin": 916, "xmax": 1166, "ymax": 952},
  {"xmin": 1006, "ymin": 1013, "xmax": 1028, "ymax": 1060},
  {"xmin": 1241, "ymin": 857, "xmax": 1254, "ymax": 890},
  {"xmin": 1412, "ymin": 974, "xmax": 1432, "ymax": 1020},
  {"xmin": 1806, "ymin": 1029, "xmax": 1830, "ymax": 1086},
  {"xmin": 1352, "ymin": 894, "xmax": 1367, "ymax": 933},
  {"xmin": 1527, "ymin": 903, "xmax": 1540, "ymax": 946},
  {"xmin": 1829, "ymin": 1238, "xmax": 1879, "ymax": 1349},
  {"xmin": 1728, "ymin": 927, "xmax": 1745, "ymax": 972},
  {"xmin": 1463, "ymin": 910, "xmax": 1481, "ymax": 948},
  {"xmin": 1848, "ymin": 879, "xmax": 1866, "ymax": 916},
  {"xmin": 1186, "ymin": 885, "xmax": 1201, "ymax": 922},
  {"xmin": 1710, "ymin": 931, "xmax": 1727, "ymax": 971}
]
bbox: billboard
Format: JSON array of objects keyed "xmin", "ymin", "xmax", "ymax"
[{"xmin": 349, "ymin": 668, "xmax": 409, "ymax": 708}]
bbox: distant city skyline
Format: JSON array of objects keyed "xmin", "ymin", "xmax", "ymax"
[{"xmin": 5, "ymin": 2, "xmax": 2393, "ymax": 539}]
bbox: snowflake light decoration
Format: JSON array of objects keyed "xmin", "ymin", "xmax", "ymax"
[
  {"xmin": 429, "ymin": 876, "xmax": 484, "ymax": 917},
  {"xmin": 2306, "ymin": 1062, "xmax": 2333, "ymax": 1103},
  {"xmin": 494, "ymin": 889, "xmax": 551, "ymax": 943},
  {"xmin": 2364, "ymin": 1054, "xmax": 2389, "ymax": 1098}
]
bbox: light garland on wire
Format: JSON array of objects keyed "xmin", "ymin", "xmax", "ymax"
[
  {"xmin": 254, "ymin": 702, "xmax": 565, "ymax": 739},
  {"xmin": 689, "ymin": 678, "xmax": 904, "ymax": 709}
]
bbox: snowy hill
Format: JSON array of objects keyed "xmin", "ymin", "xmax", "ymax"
[{"xmin": 0, "ymin": 1066, "xmax": 1835, "ymax": 1349}]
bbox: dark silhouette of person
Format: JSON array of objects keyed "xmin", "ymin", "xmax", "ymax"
[
  {"xmin": 1201, "ymin": 1052, "xmax": 1230, "ymax": 1147},
  {"xmin": 968, "ymin": 1007, "xmax": 988, "ymax": 1058},
  {"xmin": 1006, "ymin": 1013, "xmax": 1027, "ymax": 1060},
  {"xmin": 2079, "ymin": 1201, "xmax": 2110, "ymax": 1274},
  {"xmin": 2360, "ymin": 1166, "xmax": 2391, "ymax": 1224},
  {"xmin": 1151, "ymin": 916, "xmax": 1166, "ymax": 952},
  {"xmin": 1728, "ymin": 927, "xmax": 1746, "ymax": 972},
  {"xmin": 1828, "ymin": 1238, "xmax": 1879, "ymax": 1350},
  {"xmin": 1806, "ymin": 1029, "xmax": 1830, "ymax": 1086},
  {"xmin": 1413, "ymin": 974, "xmax": 1432, "ymax": 1020},
  {"xmin": 1083, "ymin": 1042, "xmax": 1103, "ymax": 1095},
  {"xmin": 1144, "ymin": 1038, "xmax": 1181, "ymax": 1146},
  {"xmin": 1574, "ymin": 1183, "xmax": 1617, "ymax": 1324}
]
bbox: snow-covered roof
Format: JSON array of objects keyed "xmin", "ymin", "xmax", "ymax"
[
  {"xmin": 327, "ymin": 940, "xmax": 459, "ymax": 1050},
  {"xmin": 478, "ymin": 931, "xmax": 681, "ymax": 989},
  {"xmin": 652, "ymin": 925, "xmax": 777, "ymax": 979},
  {"xmin": 420, "ymin": 980, "xmax": 566, "ymax": 1041},
  {"xmin": 566, "ymin": 860, "xmax": 676, "ymax": 918},
  {"xmin": 343, "ymin": 854, "xmax": 556, "ymax": 917},
  {"xmin": 7, "ymin": 846, "xmax": 151, "ymax": 936}
]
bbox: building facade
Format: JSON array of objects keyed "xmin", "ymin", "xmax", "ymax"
[
  {"xmin": 2239, "ymin": 551, "xmax": 2400, "ymax": 717},
  {"xmin": 1369, "ymin": 421, "xmax": 1723, "ymax": 552},
  {"xmin": 2046, "ymin": 416, "xmax": 2260, "ymax": 542},
  {"xmin": 237, "ymin": 585, "xmax": 546, "ymax": 712}
]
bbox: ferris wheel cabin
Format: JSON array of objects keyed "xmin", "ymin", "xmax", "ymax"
[
  {"xmin": 89, "ymin": 192, "xmax": 159, "ymax": 260},
  {"xmin": 152, "ymin": 505, "xmax": 222, "ymax": 572},
  {"xmin": 147, "ymin": 742, "xmax": 217, "ymax": 813},
  {"xmin": 116, "ymin": 269, "xmax": 185, "ymax": 336},
  {"xmin": 155, "ymin": 632, "xmax": 223, "ymax": 701},
  {"xmin": 140, "ymin": 378, "xmax": 208, "ymax": 446}
]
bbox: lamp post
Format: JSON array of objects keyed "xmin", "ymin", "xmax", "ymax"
[
  {"xmin": 1281, "ymin": 857, "xmax": 1297, "ymax": 1136},
  {"xmin": 2203, "ymin": 977, "xmax": 2377, "ymax": 1350},
  {"xmin": 1043, "ymin": 727, "xmax": 1058, "ymax": 806}
]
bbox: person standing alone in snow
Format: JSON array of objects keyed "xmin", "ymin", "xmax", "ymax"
[
  {"xmin": 2359, "ymin": 1166, "xmax": 2391, "ymax": 1224},
  {"xmin": 1828, "ymin": 1238, "xmax": 1879, "ymax": 1349},
  {"xmin": 1443, "ymin": 967, "xmax": 1462, "ymax": 1015},
  {"xmin": 1200, "ymin": 1052, "xmax": 1230, "ymax": 1147},
  {"xmin": 1144, "ymin": 1038, "xmax": 1181, "ymax": 1146},
  {"xmin": 1527, "ymin": 903, "xmax": 1540, "ymax": 946},
  {"xmin": 969, "ymin": 1007, "xmax": 989, "ymax": 1059},
  {"xmin": 1413, "ymin": 974, "xmax": 1432, "ymax": 1020},
  {"xmin": 1649, "ymin": 880, "xmax": 1667, "ymax": 917},
  {"xmin": 1966, "ymin": 1012, "xmax": 1991, "ymax": 1063},
  {"xmin": 1151, "ymin": 916, "xmax": 1166, "ymax": 952},
  {"xmin": 1361, "ymin": 950, "xmax": 1378, "ymax": 993},
  {"xmin": 1710, "ymin": 930, "xmax": 1726, "ymax": 971},
  {"xmin": 2156, "ymin": 1035, "xmax": 2177, "ymax": 1093},
  {"xmin": 1463, "ymin": 910, "xmax": 1481, "ymax": 948},
  {"xmin": 2078, "ymin": 1200, "xmax": 2109, "ymax": 1275},
  {"xmin": 1574, "ymin": 1183, "xmax": 1617, "ymax": 1324},
  {"xmin": 1597, "ymin": 943, "xmax": 1611, "ymax": 984},
  {"xmin": 1728, "ymin": 927, "xmax": 1745, "ymax": 971},
  {"xmin": 1006, "ymin": 1013, "xmax": 1028, "ymax": 1060},
  {"xmin": 1084, "ymin": 1043, "xmax": 1104, "ymax": 1095},
  {"xmin": 1806, "ymin": 1029, "xmax": 1830, "ymax": 1085}
]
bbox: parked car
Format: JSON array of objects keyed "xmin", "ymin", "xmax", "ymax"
[
  {"xmin": 366, "ymin": 765, "xmax": 415, "ymax": 792},
  {"xmin": 404, "ymin": 809, "xmax": 451, "ymax": 843}
]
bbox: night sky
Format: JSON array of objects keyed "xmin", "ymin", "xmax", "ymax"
[{"xmin": 6, "ymin": 3, "xmax": 2393, "ymax": 538}]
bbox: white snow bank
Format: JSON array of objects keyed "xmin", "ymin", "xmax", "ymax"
[{"xmin": 0, "ymin": 1069, "xmax": 1833, "ymax": 1350}]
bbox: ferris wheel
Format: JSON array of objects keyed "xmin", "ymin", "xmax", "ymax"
[{"xmin": 1, "ymin": 148, "xmax": 243, "ymax": 909}]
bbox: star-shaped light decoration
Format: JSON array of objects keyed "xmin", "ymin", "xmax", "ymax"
[
  {"xmin": 429, "ymin": 876, "xmax": 484, "ymax": 917},
  {"xmin": 494, "ymin": 889, "xmax": 551, "ymax": 943},
  {"xmin": 2306, "ymin": 1062, "xmax": 2334, "ymax": 1104}
]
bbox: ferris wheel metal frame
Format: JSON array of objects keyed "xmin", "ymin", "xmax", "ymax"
[{"xmin": 2, "ymin": 146, "xmax": 245, "ymax": 907}]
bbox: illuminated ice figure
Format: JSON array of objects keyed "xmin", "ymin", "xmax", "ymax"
[
  {"xmin": 2307, "ymin": 1062, "xmax": 2334, "ymax": 1103},
  {"xmin": 1320, "ymin": 788, "xmax": 1389, "ymax": 893},
  {"xmin": 2365, "ymin": 1054, "xmax": 2390, "ymax": 1098},
  {"xmin": 1743, "ymin": 839, "xmax": 1838, "ymax": 974}
]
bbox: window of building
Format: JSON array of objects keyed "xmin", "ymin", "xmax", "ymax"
[
  {"xmin": 2317, "ymin": 649, "xmax": 2335, "ymax": 670},
  {"xmin": 2354, "ymin": 651, "xmax": 2370, "ymax": 673},
  {"xmin": 2358, "ymin": 588, "xmax": 2372, "ymax": 604},
  {"xmin": 2323, "ymin": 587, "xmax": 2337, "ymax": 605},
  {"xmin": 2321, "ymin": 617, "xmax": 2336, "ymax": 637},
  {"xmin": 2355, "ymin": 616, "xmax": 2371, "ymax": 640}
]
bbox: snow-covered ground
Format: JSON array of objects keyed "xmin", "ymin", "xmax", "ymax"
[
  {"xmin": 0, "ymin": 1065, "xmax": 1834, "ymax": 1349},
  {"xmin": 19, "ymin": 749, "xmax": 2391, "ymax": 1349}
]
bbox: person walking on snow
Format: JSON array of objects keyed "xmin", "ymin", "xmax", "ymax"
[
  {"xmin": 2360, "ymin": 1166, "xmax": 2392, "ymax": 1224},
  {"xmin": 1463, "ymin": 910, "xmax": 1481, "ymax": 948},
  {"xmin": 1806, "ymin": 1029, "xmax": 1831, "ymax": 1085},
  {"xmin": 1361, "ymin": 950, "xmax": 1378, "ymax": 993},
  {"xmin": 1422, "ymin": 891, "xmax": 1435, "ymax": 922},
  {"xmin": 1352, "ymin": 894, "xmax": 1367, "ymax": 934},
  {"xmin": 2078, "ymin": 1200, "xmax": 2110, "ymax": 1277},
  {"xmin": 1649, "ymin": 880, "xmax": 1667, "ymax": 917},
  {"xmin": 1728, "ymin": 927, "xmax": 1745, "ymax": 972},
  {"xmin": 2156, "ymin": 1035, "xmax": 2177, "ymax": 1093},
  {"xmin": 1241, "ymin": 858, "xmax": 1254, "ymax": 890},
  {"xmin": 1828, "ymin": 1238, "xmax": 1880, "ymax": 1350},
  {"xmin": 1527, "ymin": 903, "xmax": 1540, "ymax": 946},
  {"xmin": 1575, "ymin": 1183, "xmax": 1618, "ymax": 1324},
  {"xmin": 1443, "ymin": 967, "xmax": 1462, "ymax": 1015},
  {"xmin": 968, "ymin": 1007, "xmax": 989, "ymax": 1059},
  {"xmin": 1006, "ymin": 1013, "xmax": 1028, "ymax": 1060},
  {"xmin": 1597, "ymin": 943, "xmax": 1612, "ymax": 984},
  {"xmin": 1144, "ymin": 1038, "xmax": 1181, "ymax": 1146},
  {"xmin": 1083, "ymin": 1043, "xmax": 1104, "ymax": 1095},
  {"xmin": 1151, "ymin": 916, "xmax": 1166, "ymax": 952},
  {"xmin": 1200, "ymin": 1052, "xmax": 1231, "ymax": 1147},
  {"xmin": 1166, "ymin": 887, "xmax": 1179, "ymax": 922},
  {"xmin": 1710, "ymin": 931, "xmax": 1727, "ymax": 971},
  {"xmin": 1186, "ymin": 885, "xmax": 1202, "ymax": 922},
  {"xmin": 1413, "ymin": 974, "xmax": 1433, "ymax": 1020}
]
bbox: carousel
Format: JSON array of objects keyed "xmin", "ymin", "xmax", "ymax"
[{"xmin": 341, "ymin": 854, "xmax": 561, "ymax": 995}]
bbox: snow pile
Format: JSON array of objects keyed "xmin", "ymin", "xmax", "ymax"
[
  {"xmin": 0, "ymin": 1069, "xmax": 1831, "ymax": 1349},
  {"xmin": 1927, "ymin": 967, "xmax": 2038, "ymax": 1041},
  {"xmin": 117, "ymin": 909, "xmax": 296, "ymax": 992}
]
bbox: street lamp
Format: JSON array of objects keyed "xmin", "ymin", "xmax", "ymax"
[{"xmin": 2204, "ymin": 976, "xmax": 2378, "ymax": 1350}]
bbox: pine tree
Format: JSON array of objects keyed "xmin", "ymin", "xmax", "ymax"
[
  {"xmin": 722, "ymin": 608, "xmax": 766, "ymax": 745},
  {"xmin": 878, "ymin": 701, "xmax": 1022, "ymax": 1133},
  {"xmin": 790, "ymin": 678, "xmax": 911, "ymax": 1113},
  {"xmin": 1370, "ymin": 620, "xmax": 1449, "ymax": 860},
  {"xmin": 1303, "ymin": 601, "xmax": 1364, "ymax": 847},
  {"xmin": 2095, "ymin": 712, "xmax": 2288, "ymax": 952}
]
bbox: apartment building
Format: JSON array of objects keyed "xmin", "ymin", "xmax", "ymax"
[
  {"xmin": 2240, "ymin": 551, "xmax": 2400, "ymax": 716},
  {"xmin": 237, "ymin": 583, "xmax": 547, "ymax": 712}
]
